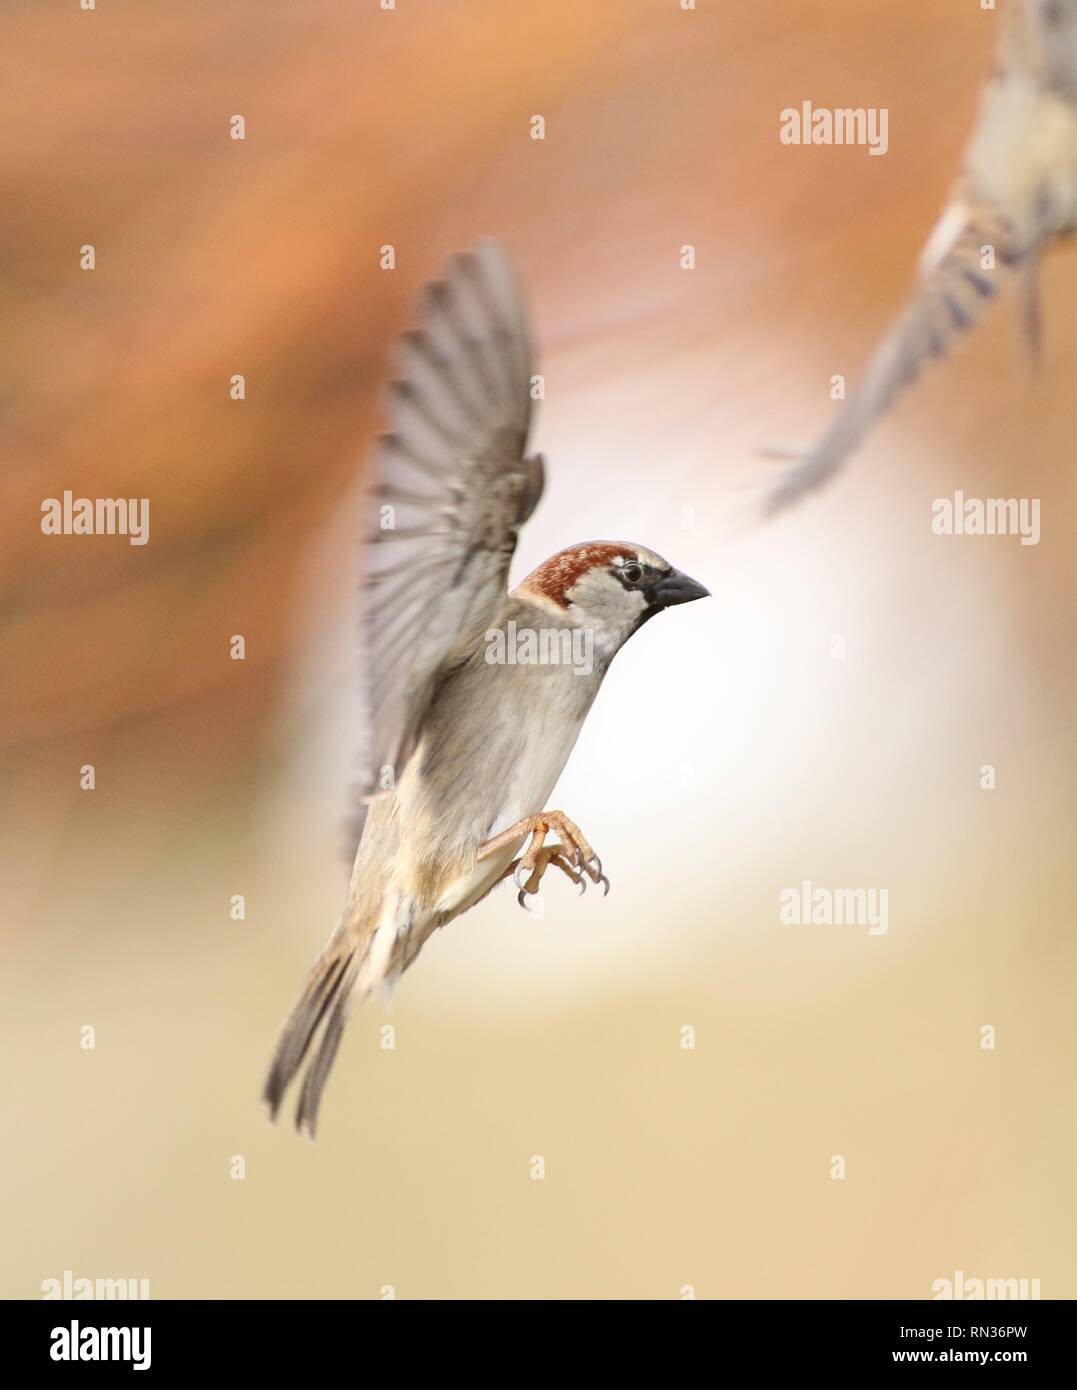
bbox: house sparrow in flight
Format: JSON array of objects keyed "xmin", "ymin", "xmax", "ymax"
[
  {"xmin": 264, "ymin": 240, "xmax": 709, "ymax": 1136},
  {"xmin": 766, "ymin": 0, "xmax": 1077, "ymax": 514}
]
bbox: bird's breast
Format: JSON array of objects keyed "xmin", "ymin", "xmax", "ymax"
[{"xmin": 396, "ymin": 653, "xmax": 604, "ymax": 900}]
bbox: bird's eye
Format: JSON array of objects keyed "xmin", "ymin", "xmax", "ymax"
[{"xmin": 621, "ymin": 562, "xmax": 644, "ymax": 585}]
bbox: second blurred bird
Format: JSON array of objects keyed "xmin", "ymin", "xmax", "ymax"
[{"xmin": 766, "ymin": 0, "xmax": 1077, "ymax": 513}]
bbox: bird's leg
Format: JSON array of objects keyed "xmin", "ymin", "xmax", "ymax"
[{"xmin": 478, "ymin": 811, "xmax": 609, "ymax": 909}]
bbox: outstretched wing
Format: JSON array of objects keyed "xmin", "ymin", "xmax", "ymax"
[
  {"xmin": 763, "ymin": 201, "xmax": 1025, "ymax": 516},
  {"xmin": 354, "ymin": 239, "xmax": 543, "ymax": 801}
]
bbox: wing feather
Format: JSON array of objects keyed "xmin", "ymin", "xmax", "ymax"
[
  {"xmin": 764, "ymin": 205, "xmax": 1024, "ymax": 515},
  {"xmin": 354, "ymin": 240, "xmax": 541, "ymax": 800}
]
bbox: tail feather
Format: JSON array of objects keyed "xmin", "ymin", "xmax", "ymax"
[
  {"xmin": 265, "ymin": 895, "xmax": 420, "ymax": 1137},
  {"xmin": 263, "ymin": 935, "xmax": 355, "ymax": 1131},
  {"xmin": 295, "ymin": 967, "xmax": 357, "ymax": 1139}
]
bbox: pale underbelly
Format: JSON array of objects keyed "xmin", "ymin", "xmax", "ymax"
[{"xmin": 433, "ymin": 844, "xmax": 519, "ymax": 916}]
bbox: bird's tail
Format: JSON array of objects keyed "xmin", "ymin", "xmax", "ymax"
[{"xmin": 263, "ymin": 928, "xmax": 361, "ymax": 1139}]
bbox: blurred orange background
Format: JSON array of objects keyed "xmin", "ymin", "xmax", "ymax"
[{"xmin": 2, "ymin": 0, "xmax": 1075, "ymax": 1299}]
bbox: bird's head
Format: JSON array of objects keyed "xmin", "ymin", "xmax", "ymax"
[{"xmin": 515, "ymin": 541, "xmax": 710, "ymax": 658}]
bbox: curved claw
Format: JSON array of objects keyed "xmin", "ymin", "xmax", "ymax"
[
  {"xmin": 579, "ymin": 852, "xmax": 608, "ymax": 895},
  {"xmin": 577, "ymin": 876, "xmax": 587, "ymax": 896},
  {"xmin": 513, "ymin": 861, "xmax": 532, "ymax": 893},
  {"xmin": 517, "ymin": 887, "xmax": 532, "ymax": 911}
]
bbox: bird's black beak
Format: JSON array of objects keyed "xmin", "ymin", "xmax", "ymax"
[{"xmin": 652, "ymin": 569, "xmax": 711, "ymax": 608}]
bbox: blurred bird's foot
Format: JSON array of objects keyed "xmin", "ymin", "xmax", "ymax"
[
  {"xmin": 479, "ymin": 810, "xmax": 609, "ymax": 908},
  {"xmin": 1018, "ymin": 259, "xmax": 1042, "ymax": 367}
]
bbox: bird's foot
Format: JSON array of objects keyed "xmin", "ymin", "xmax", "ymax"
[
  {"xmin": 509, "ymin": 843, "xmax": 584, "ymax": 908},
  {"xmin": 479, "ymin": 810, "xmax": 609, "ymax": 909}
]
